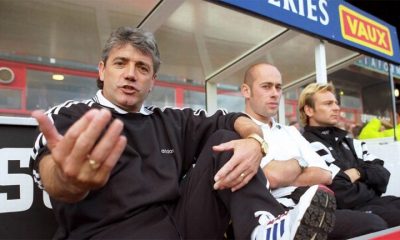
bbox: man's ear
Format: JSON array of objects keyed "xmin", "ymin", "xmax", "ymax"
[
  {"xmin": 98, "ymin": 61, "xmax": 105, "ymax": 81},
  {"xmin": 304, "ymin": 105, "xmax": 314, "ymax": 118},
  {"xmin": 149, "ymin": 74, "xmax": 156, "ymax": 92},
  {"xmin": 241, "ymin": 83, "xmax": 251, "ymax": 98}
]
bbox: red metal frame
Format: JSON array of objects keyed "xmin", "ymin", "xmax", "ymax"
[{"xmin": 0, "ymin": 59, "xmax": 243, "ymax": 116}]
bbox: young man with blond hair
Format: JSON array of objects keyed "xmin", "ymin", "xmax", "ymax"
[{"xmin": 300, "ymin": 82, "xmax": 400, "ymax": 229}]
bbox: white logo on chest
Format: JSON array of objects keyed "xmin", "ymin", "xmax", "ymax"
[{"xmin": 161, "ymin": 149, "xmax": 174, "ymax": 154}]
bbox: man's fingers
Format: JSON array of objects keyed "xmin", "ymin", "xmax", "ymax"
[
  {"xmin": 93, "ymin": 135, "xmax": 127, "ymax": 187},
  {"xmin": 216, "ymin": 163, "xmax": 248, "ymax": 188},
  {"xmin": 231, "ymin": 174, "xmax": 252, "ymax": 192},
  {"xmin": 101, "ymin": 136, "xmax": 127, "ymax": 171},
  {"xmin": 213, "ymin": 169, "xmax": 250, "ymax": 191},
  {"xmin": 32, "ymin": 110, "xmax": 62, "ymax": 150},
  {"xmin": 50, "ymin": 109, "xmax": 98, "ymax": 162},
  {"xmin": 61, "ymin": 135, "xmax": 127, "ymax": 192},
  {"xmin": 214, "ymin": 158, "xmax": 235, "ymax": 182},
  {"xmin": 64, "ymin": 109, "xmax": 111, "ymax": 162},
  {"xmin": 212, "ymin": 141, "xmax": 235, "ymax": 152},
  {"xmin": 90, "ymin": 118, "xmax": 125, "ymax": 166},
  {"xmin": 212, "ymin": 140, "xmax": 239, "ymax": 182}
]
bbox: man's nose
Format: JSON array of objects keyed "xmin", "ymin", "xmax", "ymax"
[
  {"xmin": 271, "ymin": 87, "xmax": 280, "ymax": 96},
  {"xmin": 333, "ymin": 102, "xmax": 340, "ymax": 111},
  {"xmin": 125, "ymin": 64, "xmax": 136, "ymax": 79}
]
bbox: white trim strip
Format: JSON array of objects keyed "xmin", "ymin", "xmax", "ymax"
[{"xmin": 0, "ymin": 116, "xmax": 37, "ymax": 126}]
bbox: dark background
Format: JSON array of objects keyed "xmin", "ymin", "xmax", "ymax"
[{"xmin": 0, "ymin": 125, "xmax": 57, "ymax": 239}]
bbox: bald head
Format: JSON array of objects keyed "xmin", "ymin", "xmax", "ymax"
[
  {"xmin": 241, "ymin": 63, "xmax": 282, "ymax": 124},
  {"xmin": 244, "ymin": 63, "xmax": 281, "ymax": 88}
]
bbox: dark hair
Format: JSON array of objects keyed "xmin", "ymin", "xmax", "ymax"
[{"xmin": 97, "ymin": 27, "xmax": 161, "ymax": 89}]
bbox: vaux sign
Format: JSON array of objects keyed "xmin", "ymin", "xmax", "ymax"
[
  {"xmin": 218, "ymin": 0, "xmax": 400, "ymax": 64},
  {"xmin": 339, "ymin": 5, "xmax": 392, "ymax": 57}
]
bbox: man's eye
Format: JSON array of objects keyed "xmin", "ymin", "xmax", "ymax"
[{"xmin": 139, "ymin": 65, "xmax": 149, "ymax": 73}]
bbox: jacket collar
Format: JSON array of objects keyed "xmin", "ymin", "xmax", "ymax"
[
  {"xmin": 304, "ymin": 125, "xmax": 348, "ymax": 139},
  {"xmin": 93, "ymin": 90, "xmax": 150, "ymax": 115}
]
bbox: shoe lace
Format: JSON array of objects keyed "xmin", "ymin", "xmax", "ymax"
[{"xmin": 254, "ymin": 211, "xmax": 277, "ymax": 225}]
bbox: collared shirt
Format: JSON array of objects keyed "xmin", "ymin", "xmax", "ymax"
[
  {"xmin": 93, "ymin": 90, "xmax": 151, "ymax": 115},
  {"xmin": 250, "ymin": 117, "xmax": 333, "ymax": 204}
]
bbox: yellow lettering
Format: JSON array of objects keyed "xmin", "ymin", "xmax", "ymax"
[
  {"xmin": 366, "ymin": 25, "xmax": 377, "ymax": 42},
  {"xmin": 357, "ymin": 22, "xmax": 368, "ymax": 39},
  {"xmin": 347, "ymin": 15, "xmax": 358, "ymax": 35},
  {"xmin": 377, "ymin": 30, "xmax": 388, "ymax": 48}
]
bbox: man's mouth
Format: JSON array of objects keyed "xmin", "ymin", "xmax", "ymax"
[
  {"xmin": 268, "ymin": 102, "xmax": 278, "ymax": 107},
  {"xmin": 121, "ymin": 85, "xmax": 139, "ymax": 94}
]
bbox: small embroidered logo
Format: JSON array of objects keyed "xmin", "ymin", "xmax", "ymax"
[{"xmin": 161, "ymin": 149, "xmax": 174, "ymax": 154}]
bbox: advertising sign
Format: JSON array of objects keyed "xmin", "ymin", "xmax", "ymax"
[
  {"xmin": 219, "ymin": 0, "xmax": 400, "ymax": 64},
  {"xmin": 0, "ymin": 123, "xmax": 57, "ymax": 239}
]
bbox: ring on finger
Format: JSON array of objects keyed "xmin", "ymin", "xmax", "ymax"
[
  {"xmin": 88, "ymin": 159, "xmax": 100, "ymax": 170},
  {"xmin": 240, "ymin": 172, "xmax": 246, "ymax": 179}
]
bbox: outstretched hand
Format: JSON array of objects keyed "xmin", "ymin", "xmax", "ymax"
[
  {"xmin": 32, "ymin": 108, "xmax": 127, "ymax": 202},
  {"xmin": 212, "ymin": 138, "xmax": 263, "ymax": 192}
]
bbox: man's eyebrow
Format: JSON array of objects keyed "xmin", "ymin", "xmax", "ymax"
[
  {"xmin": 112, "ymin": 56, "xmax": 128, "ymax": 62},
  {"xmin": 259, "ymin": 81, "xmax": 273, "ymax": 85},
  {"xmin": 260, "ymin": 81, "xmax": 281, "ymax": 86},
  {"xmin": 136, "ymin": 60, "xmax": 150, "ymax": 66}
]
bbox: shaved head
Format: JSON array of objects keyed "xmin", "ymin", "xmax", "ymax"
[
  {"xmin": 244, "ymin": 63, "xmax": 281, "ymax": 88},
  {"xmin": 241, "ymin": 63, "xmax": 282, "ymax": 124}
]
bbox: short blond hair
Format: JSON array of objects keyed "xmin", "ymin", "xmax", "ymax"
[{"xmin": 298, "ymin": 82, "xmax": 336, "ymax": 126}]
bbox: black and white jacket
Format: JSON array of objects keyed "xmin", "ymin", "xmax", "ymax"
[{"xmin": 302, "ymin": 126, "xmax": 390, "ymax": 210}]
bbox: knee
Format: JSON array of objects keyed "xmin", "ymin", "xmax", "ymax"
[
  {"xmin": 332, "ymin": 210, "xmax": 388, "ymax": 239},
  {"xmin": 203, "ymin": 130, "xmax": 240, "ymax": 167},
  {"xmin": 206, "ymin": 129, "xmax": 240, "ymax": 146},
  {"xmin": 362, "ymin": 213, "xmax": 388, "ymax": 232}
]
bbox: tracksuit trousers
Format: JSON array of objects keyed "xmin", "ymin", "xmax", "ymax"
[{"xmin": 168, "ymin": 129, "xmax": 286, "ymax": 239}]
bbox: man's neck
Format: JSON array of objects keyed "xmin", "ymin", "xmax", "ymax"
[
  {"xmin": 308, "ymin": 120, "xmax": 335, "ymax": 128},
  {"xmin": 244, "ymin": 111, "xmax": 272, "ymax": 127}
]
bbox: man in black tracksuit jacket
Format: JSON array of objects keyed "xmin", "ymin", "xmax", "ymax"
[
  {"xmin": 31, "ymin": 95, "xmax": 283, "ymax": 238},
  {"xmin": 29, "ymin": 27, "xmax": 297, "ymax": 239},
  {"xmin": 299, "ymin": 82, "xmax": 400, "ymax": 229}
]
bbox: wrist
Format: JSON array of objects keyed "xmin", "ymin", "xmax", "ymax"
[
  {"xmin": 246, "ymin": 133, "xmax": 268, "ymax": 156},
  {"xmin": 54, "ymin": 165, "xmax": 89, "ymax": 202},
  {"xmin": 355, "ymin": 168, "xmax": 363, "ymax": 180}
]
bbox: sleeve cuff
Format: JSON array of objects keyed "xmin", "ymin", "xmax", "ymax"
[
  {"xmin": 329, "ymin": 163, "xmax": 341, "ymax": 179},
  {"xmin": 355, "ymin": 167, "xmax": 365, "ymax": 181}
]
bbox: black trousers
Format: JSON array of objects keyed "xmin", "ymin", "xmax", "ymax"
[
  {"xmin": 169, "ymin": 129, "xmax": 285, "ymax": 239},
  {"xmin": 355, "ymin": 195, "xmax": 400, "ymax": 228},
  {"xmin": 290, "ymin": 186, "xmax": 388, "ymax": 240},
  {"xmin": 329, "ymin": 209, "xmax": 388, "ymax": 239}
]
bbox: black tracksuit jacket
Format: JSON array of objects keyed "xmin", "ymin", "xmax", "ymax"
[
  {"xmin": 302, "ymin": 126, "xmax": 390, "ymax": 210},
  {"xmin": 30, "ymin": 97, "xmax": 244, "ymax": 239}
]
